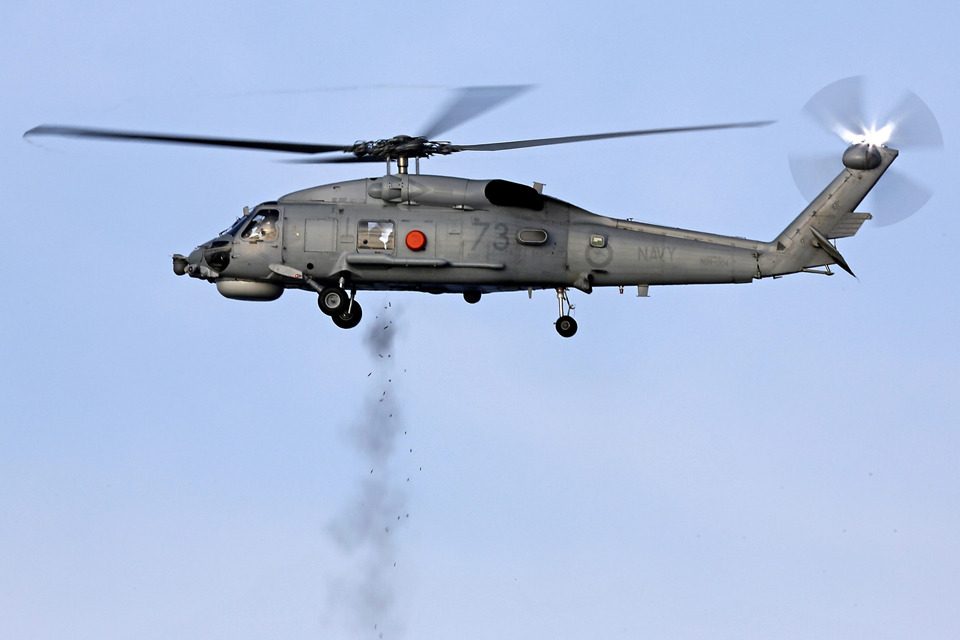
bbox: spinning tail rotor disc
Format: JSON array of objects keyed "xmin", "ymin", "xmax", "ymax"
[{"xmin": 788, "ymin": 76, "xmax": 943, "ymax": 226}]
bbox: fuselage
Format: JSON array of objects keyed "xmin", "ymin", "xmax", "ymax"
[{"xmin": 184, "ymin": 173, "xmax": 769, "ymax": 298}]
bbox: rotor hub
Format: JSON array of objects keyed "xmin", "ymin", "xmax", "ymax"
[
  {"xmin": 841, "ymin": 143, "xmax": 883, "ymax": 171},
  {"xmin": 348, "ymin": 135, "xmax": 458, "ymax": 160}
]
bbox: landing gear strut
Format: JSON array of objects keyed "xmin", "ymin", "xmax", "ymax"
[{"xmin": 555, "ymin": 288, "xmax": 577, "ymax": 338}]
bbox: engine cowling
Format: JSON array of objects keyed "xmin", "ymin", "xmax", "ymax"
[{"xmin": 366, "ymin": 175, "xmax": 544, "ymax": 210}]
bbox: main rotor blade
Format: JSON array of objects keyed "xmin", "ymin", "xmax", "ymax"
[
  {"xmin": 284, "ymin": 155, "xmax": 382, "ymax": 164},
  {"xmin": 802, "ymin": 75, "xmax": 864, "ymax": 142},
  {"xmin": 884, "ymin": 90, "xmax": 944, "ymax": 150},
  {"xmin": 24, "ymin": 125, "xmax": 352, "ymax": 155},
  {"xmin": 419, "ymin": 85, "xmax": 533, "ymax": 140},
  {"xmin": 453, "ymin": 121, "xmax": 774, "ymax": 152}
]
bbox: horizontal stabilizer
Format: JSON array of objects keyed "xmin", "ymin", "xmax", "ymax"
[{"xmin": 828, "ymin": 211, "xmax": 873, "ymax": 239}]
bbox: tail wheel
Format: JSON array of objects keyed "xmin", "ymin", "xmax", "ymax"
[
  {"xmin": 332, "ymin": 301, "xmax": 363, "ymax": 329},
  {"xmin": 555, "ymin": 315, "xmax": 577, "ymax": 338},
  {"xmin": 318, "ymin": 286, "xmax": 348, "ymax": 315}
]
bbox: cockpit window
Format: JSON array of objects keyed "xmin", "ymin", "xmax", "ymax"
[
  {"xmin": 357, "ymin": 221, "xmax": 395, "ymax": 251},
  {"xmin": 242, "ymin": 209, "xmax": 280, "ymax": 241}
]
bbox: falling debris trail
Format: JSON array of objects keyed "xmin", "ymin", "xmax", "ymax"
[{"xmin": 325, "ymin": 300, "xmax": 409, "ymax": 640}]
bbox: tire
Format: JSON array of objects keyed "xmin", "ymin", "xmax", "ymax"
[
  {"xmin": 555, "ymin": 315, "xmax": 578, "ymax": 338},
  {"xmin": 463, "ymin": 291, "xmax": 482, "ymax": 304},
  {"xmin": 318, "ymin": 286, "xmax": 348, "ymax": 316},
  {"xmin": 332, "ymin": 301, "xmax": 363, "ymax": 329}
]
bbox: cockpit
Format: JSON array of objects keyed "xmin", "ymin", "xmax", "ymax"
[{"xmin": 241, "ymin": 209, "xmax": 279, "ymax": 241}]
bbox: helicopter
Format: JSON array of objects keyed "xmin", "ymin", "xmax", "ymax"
[{"xmin": 24, "ymin": 80, "xmax": 942, "ymax": 337}]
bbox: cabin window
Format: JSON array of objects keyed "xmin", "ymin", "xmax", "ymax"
[
  {"xmin": 242, "ymin": 210, "xmax": 280, "ymax": 241},
  {"xmin": 517, "ymin": 228, "xmax": 549, "ymax": 245},
  {"xmin": 357, "ymin": 221, "xmax": 395, "ymax": 251}
]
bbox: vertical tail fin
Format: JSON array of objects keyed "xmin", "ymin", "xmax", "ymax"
[{"xmin": 760, "ymin": 146, "xmax": 897, "ymax": 277}]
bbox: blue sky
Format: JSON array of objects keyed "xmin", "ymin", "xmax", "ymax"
[{"xmin": 2, "ymin": 1, "xmax": 959, "ymax": 639}]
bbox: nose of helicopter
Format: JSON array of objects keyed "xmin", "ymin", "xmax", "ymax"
[{"xmin": 172, "ymin": 247, "xmax": 204, "ymax": 277}]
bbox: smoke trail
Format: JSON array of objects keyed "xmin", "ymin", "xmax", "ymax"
[{"xmin": 326, "ymin": 302, "xmax": 407, "ymax": 640}]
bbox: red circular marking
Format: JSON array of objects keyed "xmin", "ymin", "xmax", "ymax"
[{"xmin": 405, "ymin": 230, "xmax": 427, "ymax": 251}]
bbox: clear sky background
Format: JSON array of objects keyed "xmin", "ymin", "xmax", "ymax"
[{"xmin": 2, "ymin": 1, "xmax": 958, "ymax": 639}]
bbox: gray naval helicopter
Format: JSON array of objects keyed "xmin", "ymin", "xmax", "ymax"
[{"xmin": 25, "ymin": 79, "xmax": 941, "ymax": 336}]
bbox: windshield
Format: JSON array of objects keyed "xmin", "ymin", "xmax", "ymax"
[{"xmin": 223, "ymin": 213, "xmax": 251, "ymax": 237}]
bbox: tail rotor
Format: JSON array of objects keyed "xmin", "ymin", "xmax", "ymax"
[{"xmin": 788, "ymin": 76, "xmax": 942, "ymax": 226}]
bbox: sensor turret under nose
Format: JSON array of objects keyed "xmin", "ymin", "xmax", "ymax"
[{"xmin": 172, "ymin": 254, "xmax": 188, "ymax": 276}]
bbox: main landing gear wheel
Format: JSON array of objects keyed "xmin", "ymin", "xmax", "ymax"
[
  {"xmin": 318, "ymin": 286, "xmax": 348, "ymax": 316},
  {"xmin": 463, "ymin": 291, "xmax": 482, "ymax": 304},
  {"xmin": 553, "ymin": 287, "xmax": 577, "ymax": 338},
  {"xmin": 332, "ymin": 301, "xmax": 363, "ymax": 329},
  {"xmin": 555, "ymin": 315, "xmax": 578, "ymax": 338}
]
